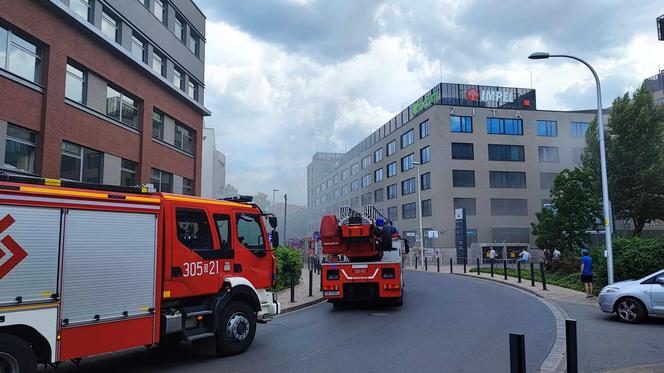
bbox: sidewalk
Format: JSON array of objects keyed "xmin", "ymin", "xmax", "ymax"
[
  {"xmin": 407, "ymin": 264, "xmax": 596, "ymax": 306},
  {"xmin": 277, "ymin": 267, "xmax": 324, "ymax": 313}
]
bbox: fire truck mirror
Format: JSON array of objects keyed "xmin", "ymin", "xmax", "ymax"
[
  {"xmin": 268, "ymin": 216, "xmax": 278, "ymax": 229},
  {"xmin": 271, "ymin": 230, "xmax": 280, "ymax": 248}
]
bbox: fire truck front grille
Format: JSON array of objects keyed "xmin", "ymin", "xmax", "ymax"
[{"xmin": 343, "ymin": 283, "xmax": 379, "ymax": 301}]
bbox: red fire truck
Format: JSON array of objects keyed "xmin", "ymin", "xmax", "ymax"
[
  {"xmin": 0, "ymin": 175, "xmax": 281, "ymax": 372},
  {"xmin": 320, "ymin": 206, "xmax": 408, "ymax": 308}
]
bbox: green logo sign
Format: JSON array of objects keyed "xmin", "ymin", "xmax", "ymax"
[{"xmin": 411, "ymin": 90, "xmax": 440, "ymax": 116}]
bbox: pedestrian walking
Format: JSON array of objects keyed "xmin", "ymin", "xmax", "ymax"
[
  {"xmin": 581, "ymin": 249, "xmax": 594, "ymax": 298},
  {"xmin": 543, "ymin": 248, "xmax": 551, "ymax": 263},
  {"xmin": 516, "ymin": 248, "xmax": 530, "ymax": 264},
  {"xmin": 489, "ymin": 247, "xmax": 496, "ymax": 261},
  {"xmin": 552, "ymin": 248, "xmax": 561, "ymax": 260}
]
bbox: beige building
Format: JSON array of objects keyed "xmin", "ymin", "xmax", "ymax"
[{"xmin": 306, "ymin": 83, "xmax": 596, "ymax": 250}]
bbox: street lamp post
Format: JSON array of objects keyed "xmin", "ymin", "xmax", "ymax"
[
  {"xmin": 284, "ymin": 194, "xmax": 288, "ymax": 247},
  {"xmin": 413, "ymin": 161, "xmax": 424, "ymax": 268},
  {"xmin": 529, "ymin": 52, "xmax": 614, "ymax": 284},
  {"xmin": 272, "ymin": 189, "xmax": 279, "ymax": 212}
]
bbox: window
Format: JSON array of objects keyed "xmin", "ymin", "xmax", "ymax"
[
  {"xmin": 401, "ymin": 177, "xmax": 416, "ymax": 195},
  {"xmin": 374, "ymin": 188, "xmax": 384, "ymax": 202},
  {"xmin": 420, "ymin": 120, "xmax": 429, "ymax": 138},
  {"xmin": 120, "ymin": 159, "xmax": 137, "ymax": 186},
  {"xmin": 152, "ymin": 109, "xmax": 164, "ymax": 140},
  {"xmin": 401, "ymin": 153, "xmax": 414, "ymax": 172},
  {"xmin": 176, "ymin": 209, "xmax": 213, "ymax": 252},
  {"xmin": 351, "ymin": 179, "xmax": 359, "ymax": 191},
  {"xmin": 106, "ymin": 86, "xmax": 138, "ymax": 128},
  {"xmin": 401, "ymin": 129, "xmax": 414, "ymax": 149},
  {"xmin": 537, "ymin": 120, "xmax": 557, "ymax": 137},
  {"xmin": 488, "ymin": 144, "xmax": 525, "ymax": 162},
  {"xmin": 374, "ymin": 168, "xmax": 383, "ymax": 183},
  {"xmin": 351, "ymin": 162, "xmax": 360, "ymax": 175},
  {"xmin": 333, "ymin": 174, "xmax": 340, "ymax": 184},
  {"xmin": 452, "ymin": 143, "xmax": 473, "ymax": 160},
  {"xmin": 183, "ymin": 177, "xmax": 194, "ymax": 195},
  {"xmin": 361, "ymin": 156, "xmax": 371, "ymax": 169},
  {"xmin": 70, "ymin": 0, "xmax": 92, "ymax": 21},
  {"xmin": 4, "ymin": 125, "xmax": 36, "ymax": 173},
  {"xmin": 0, "ymin": 26, "xmax": 42, "ymax": 84},
  {"xmin": 420, "ymin": 146, "xmax": 430, "ymax": 164},
  {"xmin": 540, "ymin": 172, "xmax": 557, "ymax": 190},
  {"xmin": 173, "ymin": 68, "xmax": 184, "ymax": 90},
  {"xmin": 175, "ymin": 123, "xmax": 194, "ymax": 154},
  {"xmin": 387, "ymin": 184, "xmax": 397, "ymax": 199},
  {"xmin": 334, "ymin": 188, "xmax": 341, "ymax": 198},
  {"xmin": 214, "ymin": 214, "xmax": 231, "ymax": 250},
  {"xmin": 131, "ymin": 34, "xmax": 146, "ymax": 63},
  {"xmin": 361, "ymin": 174, "xmax": 371, "ymax": 188},
  {"xmin": 453, "ymin": 198, "xmax": 476, "ymax": 215},
  {"xmin": 374, "ymin": 148, "xmax": 383, "ymax": 163},
  {"xmin": 342, "ymin": 185, "xmax": 349, "ymax": 195},
  {"xmin": 570, "ymin": 122, "xmax": 589, "ymax": 138},
  {"xmin": 361, "ymin": 193, "xmax": 371, "ymax": 206},
  {"xmin": 61, "ymin": 141, "xmax": 103, "ymax": 183},
  {"xmin": 152, "ymin": 52, "xmax": 165, "ymax": 77},
  {"xmin": 492, "ymin": 228, "xmax": 530, "ymax": 243},
  {"xmin": 341, "ymin": 168, "xmax": 350, "ymax": 180},
  {"xmin": 327, "ymin": 179, "xmax": 332, "ymax": 188},
  {"xmin": 187, "ymin": 80, "xmax": 197, "ymax": 99},
  {"xmin": 491, "ymin": 198, "xmax": 528, "ymax": 216},
  {"xmin": 387, "ymin": 206, "xmax": 398, "ymax": 220},
  {"xmin": 422, "ymin": 199, "xmax": 432, "ymax": 217},
  {"xmin": 387, "ymin": 162, "xmax": 397, "ymax": 177},
  {"xmin": 65, "ymin": 64, "xmax": 86, "ymax": 104},
  {"xmin": 487, "ymin": 118, "xmax": 523, "ymax": 135},
  {"xmin": 189, "ymin": 30, "xmax": 199, "ymax": 55},
  {"xmin": 151, "ymin": 168, "xmax": 173, "ymax": 192},
  {"xmin": 402, "ymin": 203, "xmax": 416, "ymax": 219},
  {"xmin": 421, "ymin": 172, "xmax": 431, "ymax": 190},
  {"xmin": 538, "ymin": 146, "xmax": 559, "ymax": 163},
  {"xmin": 152, "ymin": 0, "xmax": 165, "ymax": 23},
  {"xmin": 489, "ymin": 171, "xmax": 527, "ymax": 188},
  {"xmin": 101, "ymin": 9, "xmax": 119, "ymax": 42},
  {"xmin": 387, "ymin": 140, "xmax": 396, "ymax": 156},
  {"xmin": 452, "ymin": 170, "xmax": 475, "ymax": 187},
  {"xmin": 174, "ymin": 16, "xmax": 185, "ymax": 41},
  {"xmin": 451, "ymin": 115, "xmax": 472, "ymax": 133}
]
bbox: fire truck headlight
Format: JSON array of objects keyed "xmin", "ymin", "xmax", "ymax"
[
  {"xmin": 327, "ymin": 269, "xmax": 340, "ymax": 280},
  {"xmin": 381, "ymin": 268, "xmax": 395, "ymax": 279}
]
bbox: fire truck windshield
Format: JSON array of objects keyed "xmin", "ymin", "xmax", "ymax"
[{"xmin": 237, "ymin": 214, "xmax": 266, "ymax": 253}]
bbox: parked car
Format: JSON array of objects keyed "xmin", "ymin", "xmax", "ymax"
[{"xmin": 598, "ymin": 269, "xmax": 664, "ymax": 323}]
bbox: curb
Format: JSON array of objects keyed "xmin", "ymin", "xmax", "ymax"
[{"xmin": 279, "ymin": 296, "xmax": 326, "ymax": 314}]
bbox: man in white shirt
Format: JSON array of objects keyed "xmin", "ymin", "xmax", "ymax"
[
  {"xmin": 489, "ymin": 247, "xmax": 496, "ymax": 261},
  {"xmin": 552, "ymin": 249, "xmax": 561, "ymax": 260},
  {"xmin": 517, "ymin": 248, "xmax": 531, "ymax": 264}
]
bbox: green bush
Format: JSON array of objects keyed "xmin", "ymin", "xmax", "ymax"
[
  {"xmin": 274, "ymin": 247, "xmax": 303, "ymax": 292},
  {"xmin": 589, "ymin": 237, "xmax": 664, "ymax": 290}
]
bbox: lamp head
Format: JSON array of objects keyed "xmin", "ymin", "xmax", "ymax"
[{"xmin": 528, "ymin": 52, "xmax": 550, "ymax": 60}]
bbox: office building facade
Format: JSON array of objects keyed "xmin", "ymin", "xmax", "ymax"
[
  {"xmin": 307, "ymin": 83, "xmax": 595, "ymax": 248},
  {"xmin": 0, "ymin": 0, "xmax": 209, "ymax": 194}
]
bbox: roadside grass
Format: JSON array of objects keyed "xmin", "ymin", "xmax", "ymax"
[{"xmin": 469, "ymin": 267, "xmax": 594, "ymax": 294}]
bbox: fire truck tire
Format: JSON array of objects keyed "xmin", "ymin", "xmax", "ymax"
[
  {"xmin": 0, "ymin": 334, "xmax": 37, "ymax": 373},
  {"xmin": 215, "ymin": 301, "xmax": 256, "ymax": 356}
]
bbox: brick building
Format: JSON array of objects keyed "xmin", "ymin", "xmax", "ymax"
[{"xmin": 0, "ymin": 0, "xmax": 209, "ymax": 194}]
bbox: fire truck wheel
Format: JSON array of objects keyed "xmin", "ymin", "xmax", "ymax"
[
  {"xmin": 0, "ymin": 334, "xmax": 37, "ymax": 373},
  {"xmin": 215, "ymin": 301, "xmax": 256, "ymax": 356}
]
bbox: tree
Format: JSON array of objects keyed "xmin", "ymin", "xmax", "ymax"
[
  {"xmin": 582, "ymin": 87, "xmax": 664, "ymax": 236},
  {"xmin": 531, "ymin": 168, "xmax": 601, "ymax": 253},
  {"xmin": 253, "ymin": 192, "xmax": 270, "ymax": 211},
  {"xmin": 219, "ymin": 184, "xmax": 239, "ymax": 199}
]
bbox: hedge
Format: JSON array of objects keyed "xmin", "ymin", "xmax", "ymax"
[{"xmin": 274, "ymin": 246, "xmax": 303, "ymax": 292}]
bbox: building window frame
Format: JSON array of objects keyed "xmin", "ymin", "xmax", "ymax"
[
  {"xmin": 537, "ymin": 120, "xmax": 558, "ymax": 137},
  {"xmin": 131, "ymin": 33, "xmax": 147, "ymax": 63},
  {"xmin": 101, "ymin": 8, "xmax": 120, "ymax": 43},
  {"xmin": 106, "ymin": 85, "xmax": 139, "ymax": 128},
  {"xmin": 60, "ymin": 141, "xmax": 103, "ymax": 183},
  {"xmin": 387, "ymin": 140, "xmax": 396, "ymax": 156},
  {"xmin": 174, "ymin": 123, "xmax": 195, "ymax": 154},
  {"xmin": 65, "ymin": 63, "xmax": 87, "ymax": 104},
  {"xmin": 151, "ymin": 168, "xmax": 173, "ymax": 192},
  {"xmin": 452, "ymin": 170, "xmax": 475, "ymax": 188},
  {"xmin": 451, "ymin": 115, "xmax": 473, "ymax": 133},
  {"xmin": 401, "ymin": 177, "xmax": 416, "ymax": 196},
  {"xmin": 70, "ymin": 0, "xmax": 93, "ymax": 22},
  {"xmin": 374, "ymin": 168, "xmax": 383, "ymax": 183},
  {"xmin": 401, "ymin": 153, "xmax": 414, "ymax": 172},
  {"xmin": 0, "ymin": 25, "xmax": 43, "ymax": 84},
  {"xmin": 451, "ymin": 142, "xmax": 474, "ymax": 160},
  {"xmin": 402, "ymin": 202, "xmax": 416, "ymax": 219},
  {"xmin": 570, "ymin": 122, "xmax": 589, "ymax": 138},
  {"xmin": 120, "ymin": 158, "xmax": 137, "ymax": 186},
  {"xmin": 421, "ymin": 199, "xmax": 432, "ymax": 217},
  {"xmin": 420, "ymin": 146, "xmax": 430, "ymax": 164},
  {"xmin": 420, "ymin": 120, "xmax": 429, "ymax": 138},
  {"xmin": 374, "ymin": 148, "xmax": 383, "ymax": 163},
  {"xmin": 387, "ymin": 184, "xmax": 397, "ymax": 199},
  {"xmin": 4, "ymin": 124, "xmax": 37, "ymax": 174},
  {"xmin": 183, "ymin": 177, "xmax": 194, "ymax": 195},
  {"xmin": 421, "ymin": 172, "xmax": 431, "ymax": 190},
  {"xmin": 488, "ymin": 144, "xmax": 525, "ymax": 162},
  {"xmin": 401, "ymin": 129, "xmax": 414, "ymax": 149},
  {"xmin": 486, "ymin": 117, "xmax": 523, "ymax": 135}
]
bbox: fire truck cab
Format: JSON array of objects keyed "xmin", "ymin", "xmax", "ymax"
[{"xmin": 0, "ymin": 175, "xmax": 280, "ymax": 372}]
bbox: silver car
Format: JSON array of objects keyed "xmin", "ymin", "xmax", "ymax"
[{"xmin": 598, "ymin": 269, "xmax": 664, "ymax": 323}]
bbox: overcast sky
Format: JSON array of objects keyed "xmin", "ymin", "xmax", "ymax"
[{"xmin": 196, "ymin": 0, "xmax": 664, "ymax": 205}]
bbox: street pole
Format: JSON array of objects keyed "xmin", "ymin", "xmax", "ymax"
[
  {"xmin": 272, "ymin": 189, "xmax": 279, "ymax": 212},
  {"xmin": 529, "ymin": 52, "xmax": 614, "ymax": 284},
  {"xmin": 414, "ymin": 162, "xmax": 424, "ymax": 268},
  {"xmin": 284, "ymin": 194, "xmax": 288, "ymax": 247}
]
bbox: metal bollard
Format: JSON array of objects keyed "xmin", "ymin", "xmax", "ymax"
[
  {"xmin": 509, "ymin": 333, "xmax": 526, "ymax": 373},
  {"xmin": 437, "ymin": 257, "xmax": 440, "ymax": 272},
  {"xmin": 308, "ymin": 269, "xmax": 313, "ymax": 297},
  {"xmin": 320, "ymin": 266, "xmax": 323, "ymax": 291},
  {"xmin": 530, "ymin": 262, "xmax": 535, "ymax": 287},
  {"xmin": 476, "ymin": 257, "xmax": 480, "ymax": 275},
  {"xmin": 517, "ymin": 261, "xmax": 522, "ymax": 283},
  {"xmin": 504, "ymin": 260, "xmax": 508, "ymax": 280},
  {"xmin": 540, "ymin": 262, "xmax": 547, "ymax": 291},
  {"xmin": 490, "ymin": 259, "xmax": 494, "ymax": 277},
  {"xmin": 425, "ymin": 257, "xmax": 428, "ymax": 271},
  {"xmin": 449, "ymin": 258, "xmax": 453, "ymax": 273},
  {"xmin": 463, "ymin": 257, "xmax": 467, "ymax": 273},
  {"xmin": 415, "ymin": 256, "xmax": 418, "ymax": 270},
  {"xmin": 566, "ymin": 319, "xmax": 578, "ymax": 373},
  {"xmin": 290, "ymin": 272, "xmax": 295, "ymax": 303}
]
